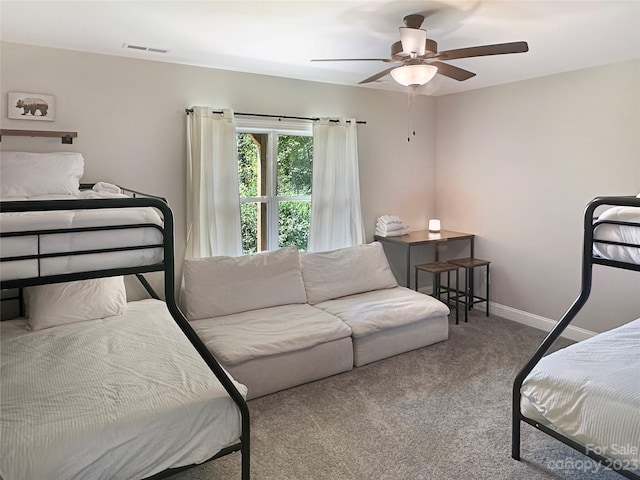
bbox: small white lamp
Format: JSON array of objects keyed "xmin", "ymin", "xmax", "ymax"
[{"xmin": 428, "ymin": 219, "xmax": 441, "ymax": 233}]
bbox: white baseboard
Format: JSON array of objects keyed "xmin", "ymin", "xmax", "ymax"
[{"xmin": 490, "ymin": 302, "xmax": 596, "ymax": 342}]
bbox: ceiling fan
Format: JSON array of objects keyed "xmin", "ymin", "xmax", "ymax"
[{"xmin": 311, "ymin": 14, "xmax": 529, "ymax": 87}]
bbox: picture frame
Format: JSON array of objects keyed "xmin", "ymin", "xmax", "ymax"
[{"xmin": 8, "ymin": 92, "xmax": 55, "ymax": 121}]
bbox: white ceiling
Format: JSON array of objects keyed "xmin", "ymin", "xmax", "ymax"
[{"xmin": 2, "ymin": 1, "xmax": 640, "ymax": 96}]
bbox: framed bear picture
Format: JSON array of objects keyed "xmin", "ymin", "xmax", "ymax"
[{"xmin": 8, "ymin": 92, "xmax": 55, "ymax": 121}]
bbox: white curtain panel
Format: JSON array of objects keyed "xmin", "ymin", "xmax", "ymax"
[
  {"xmin": 309, "ymin": 118, "xmax": 365, "ymax": 252},
  {"xmin": 185, "ymin": 107, "xmax": 242, "ymax": 258}
]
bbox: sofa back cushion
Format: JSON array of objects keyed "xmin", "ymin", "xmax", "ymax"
[
  {"xmin": 184, "ymin": 247, "xmax": 307, "ymax": 320},
  {"xmin": 301, "ymin": 242, "xmax": 398, "ymax": 305}
]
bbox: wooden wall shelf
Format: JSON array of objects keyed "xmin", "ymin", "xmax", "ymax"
[{"xmin": 0, "ymin": 129, "xmax": 78, "ymax": 144}]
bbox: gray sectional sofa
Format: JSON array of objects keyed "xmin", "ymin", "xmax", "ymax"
[{"xmin": 183, "ymin": 242, "xmax": 450, "ymax": 399}]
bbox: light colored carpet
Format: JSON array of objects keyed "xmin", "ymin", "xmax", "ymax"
[{"xmin": 169, "ymin": 309, "xmax": 624, "ymax": 480}]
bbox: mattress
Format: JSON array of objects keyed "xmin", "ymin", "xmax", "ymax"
[
  {"xmin": 521, "ymin": 318, "xmax": 640, "ymax": 466},
  {"xmin": 0, "ymin": 299, "xmax": 247, "ymax": 480},
  {"xmin": 0, "ymin": 191, "xmax": 164, "ymax": 281},
  {"xmin": 593, "ymin": 205, "xmax": 640, "ymax": 265}
]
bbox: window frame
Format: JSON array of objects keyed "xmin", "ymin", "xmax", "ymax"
[{"xmin": 236, "ymin": 118, "xmax": 312, "ymax": 252}]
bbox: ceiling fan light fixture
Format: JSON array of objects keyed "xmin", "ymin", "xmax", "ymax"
[
  {"xmin": 399, "ymin": 27, "xmax": 427, "ymax": 56},
  {"xmin": 390, "ymin": 64, "xmax": 438, "ymax": 86}
]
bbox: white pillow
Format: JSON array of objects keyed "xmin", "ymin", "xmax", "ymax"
[
  {"xmin": 24, "ymin": 277, "xmax": 127, "ymax": 331},
  {"xmin": 184, "ymin": 247, "xmax": 307, "ymax": 320},
  {"xmin": 301, "ymin": 242, "xmax": 398, "ymax": 305},
  {"xmin": 0, "ymin": 151, "xmax": 84, "ymax": 197}
]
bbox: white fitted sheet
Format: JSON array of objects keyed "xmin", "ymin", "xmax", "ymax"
[
  {"xmin": 521, "ymin": 318, "xmax": 640, "ymax": 465},
  {"xmin": 0, "ymin": 299, "xmax": 246, "ymax": 480},
  {"xmin": 0, "ymin": 191, "xmax": 164, "ymax": 281},
  {"xmin": 593, "ymin": 206, "xmax": 640, "ymax": 264}
]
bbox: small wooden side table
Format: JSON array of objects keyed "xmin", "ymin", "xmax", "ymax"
[
  {"xmin": 447, "ymin": 257, "xmax": 490, "ymax": 324},
  {"xmin": 414, "ymin": 261, "xmax": 460, "ymax": 324},
  {"xmin": 375, "ymin": 229, "xmax": 475, "ymax": 288}
]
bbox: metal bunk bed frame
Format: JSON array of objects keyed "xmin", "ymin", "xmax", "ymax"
[
  {"xmin": 512, "ymin": 195, "xmax": 640, "ymax": 480},
  {"xmin": 0, "ymin": 186, "xmax": 250, "ymax": 480}
]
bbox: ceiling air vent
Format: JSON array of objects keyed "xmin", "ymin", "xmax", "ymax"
[{"xmin": 122, "ymin": 43, "xmax": 171, "ymax": 54}]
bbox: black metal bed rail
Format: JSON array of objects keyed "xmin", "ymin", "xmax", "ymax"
[
  {"xmin": 595, "ymin": 237, "xmax": 640, "ymax": 249},
  {"xmin": 2, "ymin": 243, "xmax": 163, "ymax": 263},
  {"xmin": 0, "ymin": 222, "xmax": 164, "ymax": 237},
  {"xmin": 593, "ymin": 220, "xmax": 640, "ymax": 248},
  {"xmin": 152, "ymin": 197, "xmax": 250, "ymax": 480},
  {"xmin": 0, "ymin": 223, "xmax": 164, "ymax": 270},
  {"xmin": 1, "ymin": 264, "xmax": 165, "ymax": 290},
  {"xmin": 593, "ymin": 218, "xmax": 640, "ymax": 250},
  {"xmin": 592, "ymin": 208, "xmax": 640, "ymax": 272},
  {"xmin": 512, "ymin": 195, "xmax": 640, "ymax": 480},
  {"xmin": 0, "ymin": 197, "xmax": 165, "ymax": 213},
  {"xmin": 0, "ymin": 199, "xmax": 166, "ymax": 286},
  {"xmin": 0, "ymin": 194, "xmax": 250, "ymax": 480},
  {"xmin": 593, "ymin": 257, "xmax": 640, "ymax": 271}
]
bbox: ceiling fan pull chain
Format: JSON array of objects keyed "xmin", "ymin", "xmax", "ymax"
[
  {"xmin": 407, "ymin": 86, "xmax": 417, "ymax": 142},
  {"xmin": 411, "ymin": 86, "xmax": 416, "ymax": 138},
  {"xmin": 407, "ymin": 89, "xmax": 411, "ymax": 142}
]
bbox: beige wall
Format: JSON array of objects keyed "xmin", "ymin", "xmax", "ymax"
[
  {"xmin": 0, "ymin": 41, "xmax": 437, "ymax": 291},
  {"xmin": 2, "ymin": 42, "xmax": 639, "ymax": 334},
  {"xmin": 435, "ymin": 59, "xmax": 640, "ymax": 333}
]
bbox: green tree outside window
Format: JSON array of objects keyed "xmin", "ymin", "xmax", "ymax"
[{"xmin": 238, "ymin": 132, "xmax": 312, "ymax": 254}]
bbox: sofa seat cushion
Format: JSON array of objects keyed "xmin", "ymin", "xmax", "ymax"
[
  {"xmin": 350, "ymin": 317, "xmax": 448, "ymax": 367},
  {"xmin": 227, "ymin": 338, "xmax": 353, "ymax": 400},
  {"xmin": 314, "ymin": 286, "xmax": 450, "ymax": 339},
  {"xmin": 190, "ymin": 304, "xmax": 352, "ymax": 366}
]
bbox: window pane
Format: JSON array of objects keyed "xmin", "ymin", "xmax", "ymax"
[
  {"xmin": 279, "ymin": 201, "xmax": 310, "ymax": 251},
  {"xmin": 277, "ymin": 135, "xmax": 312, "ymax": 196},
  {"xmin": 240, "ymin": 202, "xmax": 258, "ymax": 254},
  {"xmin": 238, "ymin": 133, "xmax": 258, "ymax": 197}
]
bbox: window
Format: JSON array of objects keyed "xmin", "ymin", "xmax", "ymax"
[{"xmin": 237, "ymin": 121, "xmax": 312, "ymax": 254}]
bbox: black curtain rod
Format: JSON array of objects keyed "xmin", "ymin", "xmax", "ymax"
[{"xmin": 185, "ymin": 109, "xmax": 366, "ymax": 125}]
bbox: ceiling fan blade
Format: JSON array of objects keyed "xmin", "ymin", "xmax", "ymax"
[
  {"xmin": 358, "ymin": 66, "xmax": 397, "ymax": 84},
  {"xmin": 436, "ymin": 41, "xmax": 529, "ymax": 61},
  {"xmin": 430, "ymin": 61, "xmax": 476, "ymax": 81},
  {"xmin": 311, "ymin": 58, "xmax": 393, "ymax": 63}
]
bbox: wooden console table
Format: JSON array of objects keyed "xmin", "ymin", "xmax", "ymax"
[{"xmin": 374, "ymin": 229, "xmax": 475, "ymax": 287}]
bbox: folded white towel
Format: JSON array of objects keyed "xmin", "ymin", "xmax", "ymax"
[
  {"xmin": 375, "ymin": 227, "xmax": 410, "ymax": 237},
  {"xmin": 377, "ymin": 215, "xmax": 403, "ymax": 226},
  {"xmin": 92, "ymin": 182, "xmax": 122, "ymax": 194},
  {"xmin": 376, "ymin": 222, "xmax": 406, "ymax": 232},
  {"xmin": 79, "ymin": 190, "xmax": 126, "ymax": 199}
]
